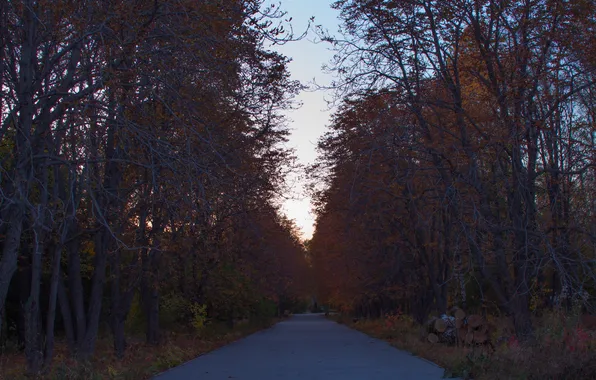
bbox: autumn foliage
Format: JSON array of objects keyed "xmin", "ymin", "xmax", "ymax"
[
  {"xmin": 0, "ymin": 0, "xmax": 309, "ymax": 376},
  {"xmin": 310, "ymin": 0, "xmax": 596, "ymax": 343}
]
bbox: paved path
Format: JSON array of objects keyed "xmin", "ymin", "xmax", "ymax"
[{"xmin": 154, "ymin": 314, "xmax": 447, "ymax": 380}]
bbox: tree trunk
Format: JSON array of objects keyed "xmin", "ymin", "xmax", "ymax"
[
  {"xmin": 0, "ymin": 304, "xmax": 6, "ymax": 347},
  {"xmin": 142, "ymin": 207, "xmax": 162, "ymax": 345},
  {"xmin": 112, "ymin": 317, "xmax": 127, "ymax": 359},
  {"xmin": 66, "ymin": 233, "xmax": 86, "ymax": 351},
  {"xmin": 411, "ymin": 289, "xmax": 433, "ymax": 325},
  {"xmin": 511, "ymin": 291, "xmax": 533, "ymax": 340},
  {"xmin": 109, "ymin": 246, "xmax": 139, "ymax": 359},
  {"xmin": 25, "ymin": 155, "xmax": 50, "ymax": 374},
  {"xmin": 109, "ymin": 247, "xmax": 124, "ymax": 358},
  {"xmin": 78, "ymin": 230, "xmax": 109, "ymax": 360},
  {"xmin": 43, "ymin": 242, "xmax": 64, "ymax": 371},
  {"xmin": 45, "ymin": 162, "xmax": 76, "ymax": 365},
  {"xmin": 24, "ymin": 234, "xmax": 43, "ymax": 375},
  {"xmin": 1, "ymin": 0, "xmax": 37, "ymax": 344},
  {"xmin": 436, "ymin": 287, "xmax": 447, "ymax": 316},
  {"xmin": 455, "ymin": 245, "xmax": 467, "ymax": 309},
  {"xmin": 57, "ymin": 278, "xmax": 76, "ymax": 353},
  {"xmin": 145, "ymin": 287, "xmax": 160, "ymax": 344},
  {"xmin": 0, "ymin": 208, "xmax": 25, "ymax": 340},
  {"xmin": 144, "ymin": 246, "xmax": 161, "ymax": 345}
]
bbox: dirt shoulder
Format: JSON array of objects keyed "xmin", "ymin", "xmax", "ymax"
[{"xmin": 331, "ymin": 313, "xmax": 596, "ymax": 380}]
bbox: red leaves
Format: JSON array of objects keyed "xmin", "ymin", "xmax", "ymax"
[{"xmin": 564, "ymin": 326, "xmax": 591, "ymax": 353}]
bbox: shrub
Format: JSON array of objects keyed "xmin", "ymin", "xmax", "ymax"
[
  {"xmin": 203, "ymin": 264, "xmax": 255, "ymax": 321},
  {"xmin": 345, "ymin": 309, "xmax": 596, "ymax": 380},
  {"xmin": 289, "ymin": 298, "xmax": 310, "ymax": 314},
  {"xmin": 160, "ymin": 294, "xmax": 191, "ymax": 328},
  {"xmin": 125, "ymin": 292, "xmax": 145, "ymax": 333},
  {"xmin": 252, "ymin": 298, "xmax": 277, "ymax": 321},
  {"xmin": 190, "ymin": 303, "xmax": 209, "ymax": 331}
]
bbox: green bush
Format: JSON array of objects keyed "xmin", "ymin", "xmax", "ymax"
[
  {"xmin": 190, "ymin": 303, "xmax": 209, "ymax": 331},
  {"xmin": 125, "ymin": 292, "xmax": 145, "ymax": 333},
  {"xmin": 160, "ymin": 294, "xmax": 191, "ymax": 328},
  {"xmin": 252, "ymin": 298, "xmax": 277, "ymax": 321},
  {"xmin": 203, "ymin": 264, "xmax": 255, "ymax": 322},
  {"xmin": 295, "ymin": 299, "xmax": 310, "ymax": 314}
]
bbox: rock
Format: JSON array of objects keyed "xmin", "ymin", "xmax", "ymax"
[
  {"xmin": 454, "ymin": 309, "xmax": 466, "ymax": 320},
  {"xmin": 434, "ymin": 318, "xmax": 447, "ymax": 333},
  {"xmin": 467, "ymin": 314, "xmax": 484, "ymax": 328},
  {"xmin": 428, "ymin": 333, "xmax": 439, "ymax": 343}
]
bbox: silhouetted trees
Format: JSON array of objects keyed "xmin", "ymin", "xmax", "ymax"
[{"xmin": 310, "ymin": 0, "xmax": 596, "ymax": 340}]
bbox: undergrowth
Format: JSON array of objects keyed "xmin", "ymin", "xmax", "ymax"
[
  {"xmin": 332, "ymin": 311, "xmax": 596, "ymax": 380},
  {"xmin": 0, "ymin": 319, "xmax": 278, "ymax": 380}
]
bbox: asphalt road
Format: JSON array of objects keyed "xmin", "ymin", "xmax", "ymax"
[{"xmin": 153, "ymin": 313, "xmax": 447, "ymax": 380}]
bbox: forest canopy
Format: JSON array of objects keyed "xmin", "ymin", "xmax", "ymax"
[
  {"xmin": 0, "ymin": 0, "xmax": 310, "ymax": 375},
  {"xmin": 309, "ymin": 0, "xmax": 596, "ymax": 340}
]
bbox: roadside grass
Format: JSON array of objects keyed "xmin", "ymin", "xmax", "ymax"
[
  {"xmin": 0, "ymin": 319, "xmax": 279, "ymax": 380},
  {"xmin": 330, "ymin": 312, "xmax": 596, "ymax": 380}
]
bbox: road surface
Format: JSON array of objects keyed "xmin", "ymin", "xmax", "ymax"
[{"xmin": 154, "ymin": 313, "xmax": 447, "ymax": 380}]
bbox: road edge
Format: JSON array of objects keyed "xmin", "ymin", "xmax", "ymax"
[
  {"xmin": 151, "ymin": 318, "xmax": 287, "ymax": 379},
  {"xmin": 326, "ymin": 316, "xmax": 454, "ymax": 376}
]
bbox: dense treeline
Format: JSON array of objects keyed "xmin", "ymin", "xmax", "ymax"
[
  {"xmin": 0, "ymin": 0, "xmax": 308, "ymax": 374},
  {"xmin": 310, "ymin": 0, "xmax": 595, "ymax": 340}
]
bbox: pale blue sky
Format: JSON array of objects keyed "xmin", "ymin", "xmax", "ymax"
[{"xmin": 269, "ymin": 0, "xmax": 341, "ymax": 240}]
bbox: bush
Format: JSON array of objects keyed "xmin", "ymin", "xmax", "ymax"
[
  {"xmin": 343, "ymin": 310, "xmax": 596, "ymax": 380},
  {"xmin": 160, "ymin": 294, "xmax": 192, "ymax": 328},
  {"xmin": 252, "ymin": 298, "xmax": 277, "ymax": 321},
  {"xmin": 203, "ymin": 264, "xmax": 255, "ymax": 322},
  {"xmin": 125, "ymin": 292, "xmax": 145, "ymax": 333},
  {"xmin": 290, "ymin": 298, "xmax": 310, "ymax": 314},
  {"xmin": 190, "ymin": 303, "xmax": 208, "ymax": 331}
]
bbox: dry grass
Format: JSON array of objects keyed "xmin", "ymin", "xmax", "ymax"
[
  {"xmin": 0, "ymin": 319, "xmax": 278, "ymax": 380},
  {"xmin": 332, "ymin": 311, "xmax": 596, "ymax": 380}
]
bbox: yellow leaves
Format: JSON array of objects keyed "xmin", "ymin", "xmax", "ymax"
[
  {"xmin": 106, "ymin": 365, "xmax": 119, "ymax": 378},
  {"xmin": 82, "ymin": 240, "xmax": 95, "ymax": 257},
  {"xmin": 190, "ymin": 303, "xmax": 209, "ymax": 331}
]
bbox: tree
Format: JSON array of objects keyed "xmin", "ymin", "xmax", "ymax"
[
  {"xmin": 311, "ymin": 0, "xmax": 596, "ymax": 339},
  {"xmin": 0, "ymin": 0, "xmax": 310, "ymax": 374}
]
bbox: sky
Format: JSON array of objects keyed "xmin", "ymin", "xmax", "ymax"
[{"xmin": 268, "ymin": 0, "xmax": 341, "ymax": 240}]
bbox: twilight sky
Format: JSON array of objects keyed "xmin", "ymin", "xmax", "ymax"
[{"xmin": 269, "ymin": 0, "xmax": 341, "ymax": 240}]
